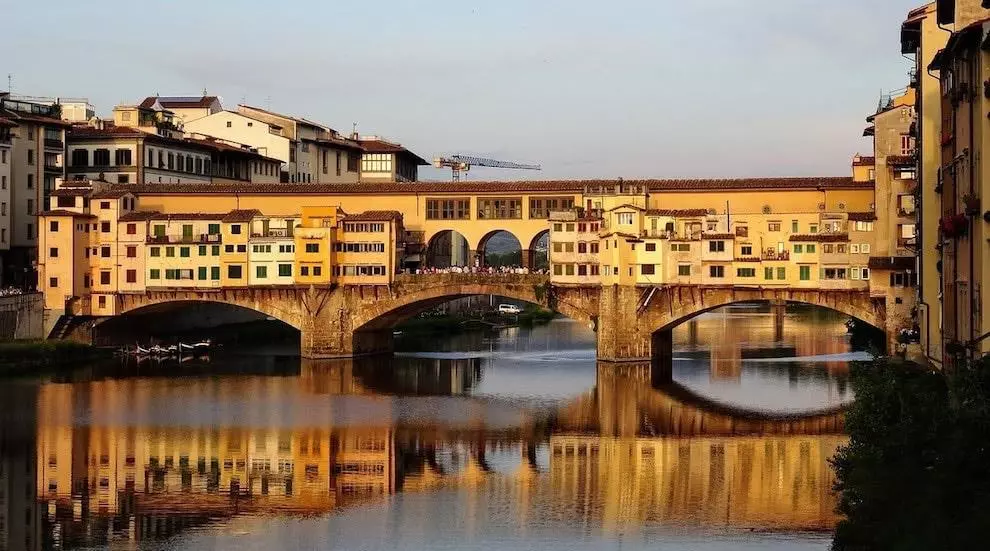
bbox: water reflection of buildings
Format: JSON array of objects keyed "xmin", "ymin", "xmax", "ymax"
[
  {"xmin": 31, "ymin": 352, "xmax": 848, "ymax": 547},
  {"xmin": 1, "ymin": 384, "xmax": 41, "ymax": 551},
  {"xmin": 676, "ymin": 305, "xmax": 857, "ymax": 381}
]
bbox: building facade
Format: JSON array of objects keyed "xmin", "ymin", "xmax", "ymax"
[{"xmin": 0, "ymin": 94, "xmax": 68, "ymax": 288}]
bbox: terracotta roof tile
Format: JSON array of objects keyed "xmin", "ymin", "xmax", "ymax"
[
  {"xmin": 0, "ymin": 117, "xmax": 17, "ymax": 127},
  {"xmin": 91, "ymin": 190, "xmax": 133, "ymax": 199},
  {"xmin": 50, "ymin": 189, "xmax": 91, "ymax": 197},
  {"xmin": 735, "ymin": 257, "xmax": 762, "ymax": 263},
  {"xmin": 869, "ymin": 256, "xmax": 915, "ymax": 270},
  {"xmin": 646, "ymin": 208, "xmax": 710, "ymax": 217},
  {"xmin": 148, "ymin": 213, "xmax": 225, "ymax": 221},
  {"xmin": 702, "ymin": 233, "xmax": 735, "ymax": 240},
  {"xmin": 118, "ymin": 211, "xmax": 161, "ymax": 222},
  {"xmin": 847, "ymin": 212, "xmax": 878, "ymax": 221},
  {"xmin": 110, "ymin": 177, "xmax": 869, "ymax": 196},
  {"xmin": 140, "ymin": 96, "xmax": 220, "ymax": 109},
  {"xmin": 38, "ymin": 209, "xmax": 96, "ymax": 218},
  {"xmin": 357, "ymin": 139, "xmax": 429, "ymax": 165},
  {"xmin": 852, "ymin": 156, "xmax": 876, "ymax": 166},
  {"xmin": 0, "ymin": 109, "xmax": 69, "ymax": 127},
  {"xmin": 221, "ymin": 209, "xmax": 261, "ymax": 222},
  {"xmin": 789, "ymin": 233, "xmax": 850, "ymax": 242},
  {"xmin": 344, "ymin": 210, "xmax": 403, "ymax": 222}
]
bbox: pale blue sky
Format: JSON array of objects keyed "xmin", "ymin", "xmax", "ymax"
[{"xmin": 6, "ymin": 0, "xmax": 920, "ymax": 180}]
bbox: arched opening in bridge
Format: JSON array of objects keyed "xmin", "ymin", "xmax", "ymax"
[
  {"xmin": 645, "ymin": 302, "xmax": 880, "ymax": 408},
  {"xmin": 95, "ymin": 301, "xmax": 299, "ymax": 352},
  {"xmin": 477, "ymin": 230, "xmax": 523, "ymax": 268},
  {"xmin": 426, "ymin": 230, "xmax": 471, "ymax": 269},
  {"xmin": 528, "ymin": 230, "xmax": 549, "ymax": 272}
]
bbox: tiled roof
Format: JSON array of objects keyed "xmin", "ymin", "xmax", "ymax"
[
  {"xmin": 148, "ymin": 212, "xmax": 225, "ymax": 221},
  {"xmin": 646, "ymin": 208, "xmax": 710, "ymax": 217},
  {"xmin": 118, "ymin": 211, "xmax": 160, "ymax": 222},
  {"xmin": 221, "ymin": 209, "xmax": 262, "ymax": 222},
  {"xmin": 702, "ymin": 233, "xmax": 735, "ymax": 240},
  {"xmin": 0, "ymin": 108, "xmax": 69, "ymax": 127},
  {"xmin": 140, "ymin": 96, "xmax": 220, "ymax": 109},
  {"xmin": 91, "ymin": 190, "xmax": 133, "ymax": 199},
  {"xmin": 847, "ymin": 212, "xmax": 878, "ymax": 221},
  {"xmin": 789, "ymin": 233, "xmax": 850, "ymax": 242},
  {"xmin": 69, "ymin": 126, "xmax": 148, "ymax": 139},
  {"xmin": 344, "ymin": 210, "xmax": 403, "ymax": 221},
  {"xmin": 38, "ymin": 209, "xmax": 95, "ymax": 218},
  {"xmin": 110, "ymin": 177, "xmax": 868, "ymax": 197},
  {"xmin": 852, "ymin": 156, "xmax": 875, "ymax": 166},
  {"xmin": 886, "ymin": 155, "xmax": 915, "ymax": 166},
  {"xmin": 601, "ymin": 231, "xmax": 640, "ymax": 240},
  {"xmin": 302, "ymin": 136, "xmax": 364, "ymax": 152},
  {"xmin": 0, "ymin": 117, "xmax": 17, "ymax": 127},
  {"xmin": 868, "ymin": 256, "xmax": 915, "ymax": 270},
  {"xmin": 184, "ymin": 136, "xmax": 282, "ymax": 162},
  {"xmin": 50, "ymin": 189, "xmax": 91, "ymax": 197},
  {"xmin": 735, "ymin": 257, "xmax": 762, "ymax": 263},
  {"xmin": 238, "ymin": 104, "xmax": 327, "ymax": 129}
]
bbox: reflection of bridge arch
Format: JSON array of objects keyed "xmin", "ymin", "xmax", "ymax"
[{"xmin": 555, "ymin": 363, "xmax": 846, "ymax": 437}]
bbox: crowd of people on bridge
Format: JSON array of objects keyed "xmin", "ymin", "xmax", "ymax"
[{"xmin": 412, "ymin": 265, "xmax": 548, "ymax": 275}]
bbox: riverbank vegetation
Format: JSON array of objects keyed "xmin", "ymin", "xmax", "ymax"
[
  {"xmin": 831, "ymin": 357, "xmax": 990, "ymax": 550},
  {"xmin": 396, "ymin": 305, "xmax": 556, "ymax": 335},
  {"xmin": 0, "ymin": 340, "xmax": 112, "ymax": 375}
]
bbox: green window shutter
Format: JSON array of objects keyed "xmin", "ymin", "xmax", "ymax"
[
  {"xmin": 198, "ymin": 267, "xmax": 207, "ymax": 280},
  {"xmin": 210, "ymin": 266, "xmax": 220, "ymax": 280}
]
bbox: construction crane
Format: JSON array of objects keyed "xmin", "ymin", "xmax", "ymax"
[{"xmin": 433, "ymin": 155, "xmax": 541, "ymax": 182}]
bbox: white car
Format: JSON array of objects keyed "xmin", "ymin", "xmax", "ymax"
[{"xmin": 498, "ymin": 304, "xmax": 522, "ymax": 315}]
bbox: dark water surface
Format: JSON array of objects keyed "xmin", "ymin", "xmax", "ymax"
[{"xmin": 1, "ymin": 305, "xmax": 864, "ymax": 550}]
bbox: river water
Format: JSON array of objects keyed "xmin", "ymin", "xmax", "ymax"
[{"xmin": 1, "ymin": 305, "xmax": 866, "ymax": 550}]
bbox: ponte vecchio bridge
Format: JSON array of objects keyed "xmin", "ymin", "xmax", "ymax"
[{"xmin": 41, "ymin": 176, "xmax": 902, "ymax": 359}]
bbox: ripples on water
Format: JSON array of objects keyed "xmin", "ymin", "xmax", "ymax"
[{"xmin": 0, "ymin": 305, "xmax": 863, "ymax": 550}]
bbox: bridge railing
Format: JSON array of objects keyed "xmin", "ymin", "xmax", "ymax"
[{"xmin": 395, "ymin": 272, "xmax": 550, "ymax": 286}]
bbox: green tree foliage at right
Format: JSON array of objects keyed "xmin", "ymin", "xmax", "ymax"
[{"xmin": 831, "ymin": 358, "xmax": 990, "ymax": 550}]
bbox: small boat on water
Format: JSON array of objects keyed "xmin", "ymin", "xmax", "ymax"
[{"xmin": 122, "ymin": 339, "xmax": 214, "ymax": 357}]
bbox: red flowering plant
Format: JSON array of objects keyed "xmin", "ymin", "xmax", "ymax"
[
  {"xmin": 939, "ymin": 213, "xmax": 969, "ymax": 239},
  {"xmin": 962, "ymin": 193, "xmax": 981, "ymax": 216}
]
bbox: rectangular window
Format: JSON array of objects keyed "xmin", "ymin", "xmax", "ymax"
[
  {"xmin": 426, "ymin": 198, "xmax": 471, "ymax": 220},
  {"xmin": 768, "ymin": 222, "xmax": 781, "ymax": 232},
  {"xmin": 301, "ymin": 266, "xmax": 310, "ymax": 276},
  {"xmin": 477, "ymin": 198, "xmax": 523, "ymax": 219},
  {"xmin": 806, "ymin": 244, "xmax": 816, "ymax": 253},
  {"xmin": 101, "ymin": 246, "xmax": 110, "ymax": 258},
  {"xmin": 166, "ymin": 247, "xmax": 175, "ymax": 257},
  {"xmin": 278, "ymin": 264, "xmax": 292, "ymax": 277},
  {"xmin": 149, "ymin": 269, "xmax": 160, "ymax": 280},
  {"xmin": 850, "ymin": 244, "xmax": 860, "ymax": 254},
  {"xmin": 851, "ymin": 267, "xmax": 861, "ymax": 280},
  {"xmin": 237, "ymin": 245, "xmax": 246, "ymax": 253},
  {"xmin": 212, "ymin": 245, "xmax": 220, "ymax": 256},
  {"xmin": 49, "ymin": 247, "xmax": 58, "ymax": 258},
  {"xmin": 101, "ymin": 221, "xmax": 111, "ymax": 232},
  {"xmin": 230, "ymin": 224, "xmax": 241, "ymax": 235},
  {"xmin": 861, "ymin": 268, "xmax": 870, "ymax": 280},
  {"xmin": 641, "ymin": 264, "xmax": 655, "ymax": 275},
  {"xmin": 765, "ymin": 267, "xmax": 774, "ymax": 280},
  {"xmin": 776, "ymin": 267, "xmax": 786, "ymax": 280},
  {"xmin": 678, "ymin": 265, "xmax": 691, "ymax": 276},
  {"xmin": 126, "ymin": 223, "xmax": 136, "ymax": 235},
  {"xmin": 740, "ymin": 245, "xmax": 752, "ymax": 256},
  {"xmin": 49, "ymin": 277, "xmax": 58, "ymax": 288},
  {"xmin": 799, "ymin": 265, "xmax": 811, "ymax": 281},
  {"xmin": 198, "ymin": 267, "xmax": 208, "ymax": 280},
  {"xmin": 553, "ymin": 264, "xmax": 562, "ymax": 276},
  {"xmin": 809, "ymin": 224, "xmax": 818, "ymax": 234},
  {"xmin": 225, "ymin": 245, "xmax": 234, "ymax": 253},
  {"xmin": 861, "ymin": 243, "xmax": 870, "ymax": 254},
  {"xmin": 793, "ymin": 244, "xmax": 803, "ymax": 253},
  {"xmin": 150, "ymin": 247, "xmax": 160, "ymax": 257},
  {"xmin": 737, "ymin": 267, "xmax": 756, "ymax": 278},
  {"xmin": 791, "ymin": 220, "xmax": 799, "ymax": 233},
  {"xmin": 199, "ymin": 245, "xmax": 207, "ymax": 256},
  {"xmin": 313, "ymin": 266, "xmax": 322, "ymax": 276},
  {"xmin": 180, "ymin": 247, "xmax": 190, "ymax": 258},
  {"xmin": 126, "ymin": 246, "xmax": 136, "ymax": 258},
  {"xmin": 208, "ymin": 223, "xmax": 220, "ymax": 235},
  {"xmin": 837, "ymin": 244, "xmax": 847, "ymax": 254},
  {"xmin": 305, "ymin": 243, "xmax": 319, "ymax": 253},
  {"xmin": 256, "ymin": 266, "xmax": 267, "ymax": 279},
  {"xmin": 126, "ymin": 270, "xmax": 137, "ymax": 283},
  {"xmin": 211, "ymin": 267, "xmax": 220, "ymax": 280},
  {"xmin": 709, "ymin": 265, "xmax": 725, "ymax": 278},
  {"xmin": 227, "ymin": 265, "xmax": 243, "ymax": 279},
  {"xmin": 100, "ymin": 271, "xmax": 110, "ymax": 285},
  {"xmin": 823, "ymin": 244, "xmax": 834, "ymax": 254},
  {"xmin": 708, "ymin": 240, "xmax": 725, "ymax": 252},
  {"xmin": 645, "ymin": 243, "xmax": 656, "ymax": 252}
]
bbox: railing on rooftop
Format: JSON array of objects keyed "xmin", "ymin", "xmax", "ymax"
[
  {"xmin": 762, "ymin": 250, "xmax": 790, "ymax": 261},
  {"xmin": 251, "ymin": 228, "xmax": 292, "ymax": 239}
]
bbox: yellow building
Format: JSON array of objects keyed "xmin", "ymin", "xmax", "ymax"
[
  {"xmin": 900, "ymin": 3, "xmax": 949, "ymax": 366},
  {"xmin": 927, "ymin": 0, "xmax": 990, "ymax": 363}
]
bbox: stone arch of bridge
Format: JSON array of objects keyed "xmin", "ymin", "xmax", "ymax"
[
  {"xmin": 645, "ymin": 287, "xmax": 884, "ymax": 336},
  {"xmin": 352, "ymin": 282, "xmax": 596, "ymax": 332},
  {"xmin": 114, "ymin": 291, "xmax": 310, "ymax": 330},
  {"xmin": 424, "ymin": 229, "xmax": 472, "ymax": 268},
  {"xmin": 527, "ymin": 230, "xmax": 549, "ymax": 270}
]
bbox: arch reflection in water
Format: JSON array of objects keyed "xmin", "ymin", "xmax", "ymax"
[{"xmin": 28, "ymin": 352, "xmax": 847, "ymax": 549}]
